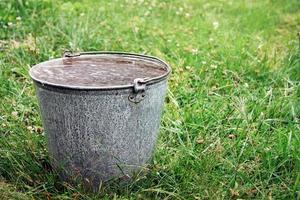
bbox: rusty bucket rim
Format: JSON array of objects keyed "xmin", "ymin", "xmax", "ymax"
[{"xmin": 29, "ymin": 51, "xmax": 171, "ymax": 91}]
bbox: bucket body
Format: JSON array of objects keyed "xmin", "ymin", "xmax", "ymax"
[{"xmin": 30, "ymin": 52, "xmax": 170, "ymax": 189}]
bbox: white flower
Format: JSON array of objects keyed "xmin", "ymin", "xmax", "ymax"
[
  {"xmin": 144, "ymin": 11, "xmax": 150, "ymax": 16},
  {"xmin": 213, "ymin": 21, "xmax": 219, "ymax": 29},
  {"xmin": 185, "ymin": 13, "xmax": 191, "ymax": 18},
  {"xmin": 191, "ymin": 48, "xmax": 198, "ymax": 55},
  {"xmin": 210, "ymin": 64, "xmax": 217, "ymax": 69},
  {"xmin": 133, "ymin": 26, "xmax": 139, "ymax": 33}
]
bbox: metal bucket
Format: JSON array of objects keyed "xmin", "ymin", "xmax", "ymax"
[{"xmin": 29, "ymin": 52, "xmax": 171, "ymax": 190}]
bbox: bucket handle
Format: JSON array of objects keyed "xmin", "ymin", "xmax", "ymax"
[{"xmin": 62, "ymin": 50, "xmax": 171, "ymax": 85}]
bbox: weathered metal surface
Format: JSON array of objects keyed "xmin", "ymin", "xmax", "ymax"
[{"xmin": 30, "ymin": 52, "xmax": 170, "ymax": 191}]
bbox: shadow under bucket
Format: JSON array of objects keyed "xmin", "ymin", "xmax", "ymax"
[{"xmin": 29, "ymin": 52, "xmax": 171, "ymax": 190}]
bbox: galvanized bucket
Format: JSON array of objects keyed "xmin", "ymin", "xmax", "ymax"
[{"xmin": 29, "ymin": 51, "xmax": 171, "ymax": 190}]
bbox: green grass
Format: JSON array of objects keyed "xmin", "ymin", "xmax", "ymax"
[{"xmin": 0, "ymin": 0, "xmax": 300, "ymax": 199}]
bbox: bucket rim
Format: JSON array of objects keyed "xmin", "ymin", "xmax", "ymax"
[{"xmin": 29, "ymin": 51, "xmax": 171, "ymax": 90}]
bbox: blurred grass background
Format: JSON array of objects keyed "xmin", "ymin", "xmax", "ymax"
[{"xmin": 0, "ymin": 0, "xmax": 300, "ymax": 199}]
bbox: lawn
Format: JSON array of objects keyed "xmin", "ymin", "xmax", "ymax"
[{"xmin": 0, "ymin": 0, "xmax": 300, "ymax": 199}]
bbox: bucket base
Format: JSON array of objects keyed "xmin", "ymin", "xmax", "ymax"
[{"xmin": 57, "ymin": 164, "xmax": 151, "ymax": 192}]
